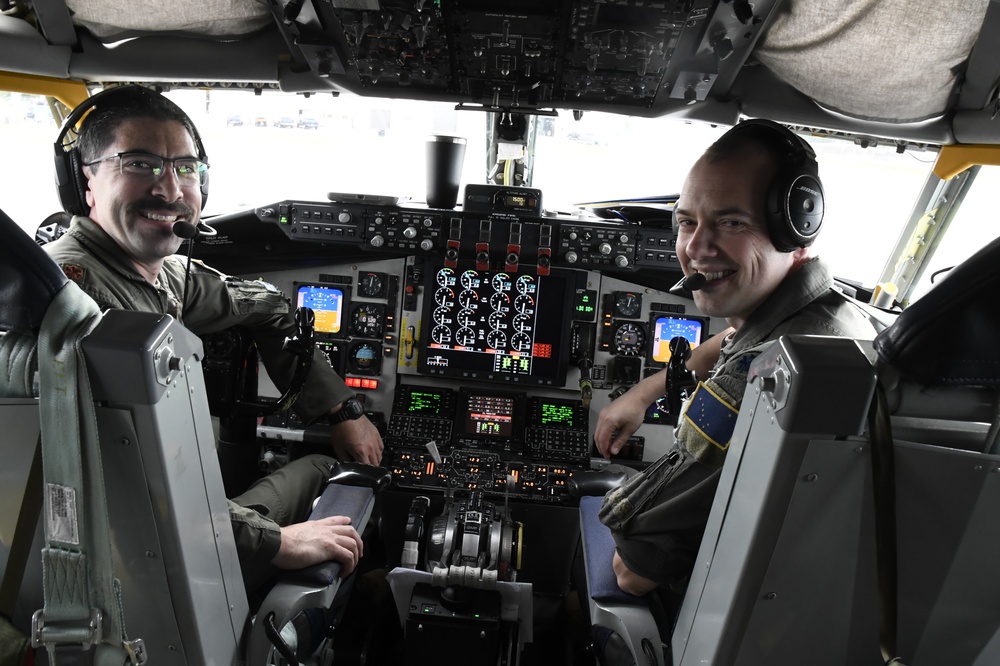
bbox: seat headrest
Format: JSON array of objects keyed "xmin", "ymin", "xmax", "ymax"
[
  {"xmin": 0, "ymin": 208, "xmax": 69, "ymax": 332},
  {"xmin": 873, "ymin": 235, "xmax": 1000, "ymax": 387}
]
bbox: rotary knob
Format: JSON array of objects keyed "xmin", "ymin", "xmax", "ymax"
[
  {"xmin": 403, "ymin": 226, "xmax": 417, "ymax": 239},
  {"xmin": 338, "ymin": 212, "xmax": 352, "ymax": 223},
  {"xmin": 599, "ymin": 242, "xmax": 612, "ymax": 255},
  {"xmin": 565, "ymin": 250, "xmax": 578, "ymax": 264},
  {"xmin": 615, "ymin": 255, "xmax": 629, "ymax": 268},
  {"xmin": 420, "ymin": 238, "xmax": 434, "ymax": 251},
  {"xmin": 370, "ymin": 235, "xmax": 385, "ymax": 248}
]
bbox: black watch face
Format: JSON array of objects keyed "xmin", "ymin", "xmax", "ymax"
[{"xmin": 344, "ymin": 397, "xmax": 364, "ymax": 419}]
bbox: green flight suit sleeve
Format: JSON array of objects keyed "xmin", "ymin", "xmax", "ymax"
[{"xmin": 177, "ymin": 261, "xmax": 354, "ymax": 424}]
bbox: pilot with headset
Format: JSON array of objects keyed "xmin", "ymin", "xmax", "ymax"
[
  {"xmin": 592, "ymin": 120, "xmax": 877, "ymax": 613},
  {"xmin": 43, "ymin": 85, "xmax": 380, "ymax": 593}
]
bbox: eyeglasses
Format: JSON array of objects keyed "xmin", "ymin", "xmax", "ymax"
[{"xmin": 85, "ymin": 151, "xmax": 209, "ymax": 184}]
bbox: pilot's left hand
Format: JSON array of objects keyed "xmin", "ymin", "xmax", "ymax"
[{"xmin": 330, "ymin": 415, "xmax": 384, "ymax": 465}]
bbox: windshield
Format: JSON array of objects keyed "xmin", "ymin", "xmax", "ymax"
[{"xmin": 2, "ymin": 89, "xmax": 936, "ymax": 290}]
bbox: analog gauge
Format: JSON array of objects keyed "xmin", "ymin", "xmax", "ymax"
[
  {"xmin": 434, "ymin": 287, "xmax": 454, "ymax": 306},
  {"xmin": 348, "ymin": 341, "xmax": 381, "ymax": 375},
  {"xmin": 431, "ymin": 325, "xmax": 452, "ymax": 345},
  {"xmin": 357, "ymin": 272, "xmax": 386, "ymax": 298},
  {"xmin": 458, "ymin": 289, "xmax": 479, "ymax": 308},
  {"xmin": 455, "ymin": 327, "xmax": 476, "ymax": 346},
  {"xmin": 515, "ymin": 274, "xmax": 535, "ymax": 295},
  {"xmin": 489, "ymin": 292, "xmax": 510, "ymax": 310},
  {"xmin": 514, "ymin": 294, "xmax": 534, "ymax": 314},
  {"xmin": 457, "ymin": 308, "xmax": 476, "ymax": 327},
  {"xmin": 350, "ymin": 303, "xmax": 384, "ymax": 337},
  {"xmin": 433, "ymin": 306, "xmax": 451, "ymax": 325},
  {"xmin": 511, "ymin": 332, "xmax": 532, "ymax": 352},
  {"xmin": 613, "ymin": 291, "xmax": 642, "ymax": 318},
  {"xmin": 492, "ymin": 272, "xmax": 511, "ymax": 291},
  {"xmin": 512, "ymin": 314, "xmax": 531, "ymax": 332},
  {"xmin": 460, "ymin": 270, "xmax": 480, "ymax": 290},
  {"xmin": 613, "ymin": 321, "xmax": 647, "ymax": 356},
  {"xmin": 436, "ymin": 267, "xmax": 455, "ymax": 287},
  {"xmin": 486, "ymin": 329, "xmax": 507, "ymax": 349},
  {"xmin": 488, "ymin": 311, "xmax": 504, "ymax": 329}
]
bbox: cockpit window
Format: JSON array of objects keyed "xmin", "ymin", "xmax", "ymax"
[
  {"xmin": 2, "ymin": 88, "xmax": 936, "ymax": 292},
  {"xmin": 907, "ymin": 164, "xmax": 1000, "ymax": 302}
]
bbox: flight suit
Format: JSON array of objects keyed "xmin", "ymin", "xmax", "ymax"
[
  {"xmin": 45, "ymin": 216, "xmax": 355, "ymax": 590},
  {"xmin": 600, "ymin": 257, "xmax": 878, "ymax": 593}
]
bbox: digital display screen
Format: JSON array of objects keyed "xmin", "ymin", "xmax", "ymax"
[
  {"xmin": 296, "ymin": 283, "xmax": 345, "ymax": 335},
  {"xmin": 419, "ymin": 267, "xmax": 572, "ymax": 386},
  {"xmin": 651, "ymin": 316, "xmax": 704, "ymax": 363},
  {"xmin": 574, "ymin": 289, "xmax": 597, "ymax": 322},
  {"xmin": 462, "ymin": 394, "xmax": 515, "ymax": 437},
  {"xmin": 539, "ymin": 400, "xmax": 575, "ymax": 428},
  {"xmin": 406, "ymin": 389, "xmax": 445, "ymax": 416}
]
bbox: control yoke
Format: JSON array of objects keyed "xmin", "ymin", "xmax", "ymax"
[{"xmin": 665, "ymin": 336, "xmax": 698, "ymax": 425}]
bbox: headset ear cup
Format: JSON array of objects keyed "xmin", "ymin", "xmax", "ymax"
[{"xmin": 68, "ymin": 148, "xmax": 90, "ymax": 217}]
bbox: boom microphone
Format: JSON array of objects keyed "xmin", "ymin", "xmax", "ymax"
[
  {"xmin": 172, "ymin": 220, "xmax": 200, "ymax": 239},
  {"xmin": 668, "ymin": 272, "xmax": 707, "ymax": 295}
]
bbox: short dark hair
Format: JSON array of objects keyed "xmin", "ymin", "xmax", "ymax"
[
  {"xmin": 702, "ymin": 122, "xmax": 786, "ymax": 169},
  {"xmin": 76, "ymin": 86, "xmax": 204, "ymax": 168}
]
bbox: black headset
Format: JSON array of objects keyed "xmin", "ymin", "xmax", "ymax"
[
  {"xmin": 54, "ymin": 85, "xmax": 209, "ymax": 216},
  {"xmin": 674, "ymin": 118, "xmax": 824, "ymax": 252}
]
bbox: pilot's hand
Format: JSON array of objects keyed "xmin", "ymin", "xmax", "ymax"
[
  {"xmin": 613, "ymin": 551, "xmax": 658, "ymax": 596},
  {"xmin": 330, "ymin": 415, "xmax": 384, "ymax": 465},
  {"xmin": 593, "ymin": 387, "xmax": 650, "ymax": 458},
  {"xmin": 272, "ymin": 516, "xmax": 363, "ymax": 576}
]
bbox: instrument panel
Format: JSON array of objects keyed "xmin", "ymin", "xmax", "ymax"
[{"xmin": 204, "ymin": 190, "xmax": 717, "ymax": 505}]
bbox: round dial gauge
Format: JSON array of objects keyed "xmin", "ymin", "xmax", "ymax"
[
  {"xmin": 488, "ymin": 311, "xmax": 504, "ymax": 329},
  {"xmin": 490, "ymin": 292, "xmax": 510, "ymax": 310},
  {"xmin": 515, "ymin": 274, "xmax": 535, "ymax": 295},
  {"xmin": 487, "ymin": 329, "xmax": 507, "ymax": 349},
  {"xmin": 511, "ymin": 332, "xmax": 532, "ymax": 352},
  {"xmin": 431, "ymin": 325, "xmax": 452, "ymax": 345},
  {"xmin": 357, "ymin": 272, "xmax": 385, "ymax": 298},
  {"xmin": 613, "ymin": 321, "xmax": 647, "ymax": 356},
  {"xmin": 492, "ymin": 272, "xmax": 511, "ymax": 292},
  {"xmin": 348, "ymin": 341, "xmax": 381, "ymax": 375},
  {"xmin": 434, "ymin": 287, "xmax": 454, "ymax": 306},
  {"xmin": 455, "ymin": 327, "xmax": 476, "ymax": 346},
  {"xmin": 614, "ymin": 291, "xmax": 642, "ymax": 318},
  {"xmin": 460, "ymin": 270, "xmax": 480, "ymax": 290},
  {"xmin": 436, "ymin": 267, "xmax": 455, "ymax": 287},
  {"xmin": 512, "ymin": 314, "xmax": 531, "ymax": 333},
  {"xmin": 514, "ymin": 294, "xmax": 534, "ymax": 314},
  {"xmin": 458, "ymin": 289, "xmax": 479, "ymax": 308},
  {"xmin": 350, "ymin": 303, "xmax": 384, "ymax": 337},
  {"xmin": 457, "ymin": 308, "xmax": 477, "ymax": 327},
  {"xmin": 433, "ymin": 306, "xmax": 451, "ymax": 325}
]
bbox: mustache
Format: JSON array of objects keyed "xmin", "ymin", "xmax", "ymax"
[{"xmin": 127, "ymin": 199, "xmax": 196, "ymax": 218}]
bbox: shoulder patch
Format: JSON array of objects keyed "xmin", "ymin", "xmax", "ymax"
[
  {"xmin": 61, "ymin": 264, "xmax": 86, "ymax": 282},
  {"xmin": 734, "ymin": 353, "xmax": 756, "ymax": 373}
]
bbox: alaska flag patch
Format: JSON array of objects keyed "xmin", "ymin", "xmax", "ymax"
[{"xmin": 683, "ymin": 382, "xmax": 739, "ymax": 451}]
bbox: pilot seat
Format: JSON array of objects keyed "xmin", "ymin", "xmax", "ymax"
[
  {"xmin": 579, "ymin": 234, "xmax": 1000, "ymax": 665},
  {"xmin": 0, "ymin": 206, "xmax": 388, "ymax": 666}
]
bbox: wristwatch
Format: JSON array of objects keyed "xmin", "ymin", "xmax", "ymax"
[{"xmin": 328, "ymin": 397, "xmax": 364, "ymax": 424}]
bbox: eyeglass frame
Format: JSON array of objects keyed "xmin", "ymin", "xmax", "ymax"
[{"xmin": 84, "ymin": 151, "xmax": 210, "ymax": 184}]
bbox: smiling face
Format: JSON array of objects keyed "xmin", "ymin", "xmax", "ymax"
[
  {"xmin": 674, "ymin": 147, "xmax": 809, "ymax": 330},
  {"xmin": 83, "ymin": 117, "xmax": 201, "ymax": 282}
]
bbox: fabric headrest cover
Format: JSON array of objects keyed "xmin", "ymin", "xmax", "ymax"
[
  {"xmin": 873, "ymin": 235, "xmax": 1000, "ymax": 387},
  {"xmin": 0, "ymin": 208, "xmax": 69, "ymax": 332}
]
